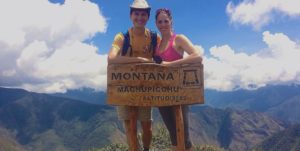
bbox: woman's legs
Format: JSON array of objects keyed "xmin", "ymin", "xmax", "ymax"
[
  {"xmin": 159, "ymin": 105, "xmax": 193, "ymax": 150},
  {"xmin": 182, "ymin": 105, "xmax": 193, "ymax": 149},
  {"xmin": 158, "ymin": 106, "xmax": 177, "ymax": 145}
]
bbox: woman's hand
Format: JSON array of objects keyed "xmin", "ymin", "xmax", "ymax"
[
  {"xmin": 137, "ymin": 57, "xmax": 154, "ymax": 63},
  {"xmin": 161, "ymin": 61, "xmax": 175, "ymax": 66}
]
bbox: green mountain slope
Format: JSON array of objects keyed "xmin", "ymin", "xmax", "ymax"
[
  {"xmin": 0, "ymin": 88, "xmax": 124, "ymax": 151},
  {"xmin": 252, "ymin": 124, "xmax": 300, "ymax": 151},
  {"xmin": 190, "ymin": 106, "xmax": 286, "ymax": 151},
  {"xmin": 0, "ymin": 87, "xmax": 289, "ymax": 151},
  {"xmin": 0, "ymin": 127, "xmax": 25, "ymax": 151},
  {"xmin": 266, "ymin": 95, "xmax": 300, "ymax": 124}
]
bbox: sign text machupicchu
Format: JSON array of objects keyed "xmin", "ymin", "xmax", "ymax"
[{"xmin": 107, "ymin": 63, "xmax": 204, "ymax": 106}]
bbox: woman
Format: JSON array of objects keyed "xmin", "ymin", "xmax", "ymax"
[{"xmin": 154, "ymin": 8, "xmax": 202, "ymax": 151}]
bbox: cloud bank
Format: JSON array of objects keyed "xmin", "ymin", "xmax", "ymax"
[
  {"xmin": 227, "ymin": 0, "xmax": 300, "ymax": 29},
  {"xmin": 1, "ymin": 0, "xmax": 299, "ymax": 93},
  {"xmin": 0, "ymin": 0, "xmax": 107, "ymax": 93},
  {"xmin": 204, "ymin": 31, "xmax": 300, "ymax": 91}
]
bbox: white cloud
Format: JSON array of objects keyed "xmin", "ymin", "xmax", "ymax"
[
  {"xmin": 0, "ymin": 0, "xmax": 107, "ymax": 93},
  {"xmin": 1, "ymin": 1, "xmax": 299, "ymax": 93},
  {"xmin": 204, "ymin": 31, "xmax": 300, "ymax": 91},
  {"xmin": 226, "ymin": 0, "xmax": 300, "ymax": 29}
]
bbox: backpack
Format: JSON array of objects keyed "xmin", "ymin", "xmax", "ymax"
[{"xmin": 121, "ymin": 30, "xmax": 157, "ymax": 56}]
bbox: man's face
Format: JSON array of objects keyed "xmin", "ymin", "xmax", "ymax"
[{"xmin": 130, "ymin": 10, "xmax": 149, "ymax": 28}]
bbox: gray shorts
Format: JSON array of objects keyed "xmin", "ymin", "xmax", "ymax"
[{"xmin": 117, "ymin": 106, "xmax": 152, "ymax": 121}]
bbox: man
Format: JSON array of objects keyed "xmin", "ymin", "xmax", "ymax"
[{"xmin": 107, "ymin": 0, "xmax": 159, "ymax": 151}]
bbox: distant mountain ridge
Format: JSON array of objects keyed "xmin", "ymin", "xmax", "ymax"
[
  {"xmin": 51, "ymin": 84, "xmax": 300, "ymax": 124},
  {"xmin": 205, "ymin": 84, "xmax": 300, "ymax": 123},
  {"xmin": 51, "ymin": 87, "xmax": 106, "ymax": 105},
  {"xmin": 0, "ymin": 87, "xmax": 289, "ymax": 151},
  {"xmin": 205, "ymin": 84, "xmax": 300, "ymax": 110}
]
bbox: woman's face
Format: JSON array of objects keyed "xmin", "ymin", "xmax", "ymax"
[
  {"xmin": 156, "ymin": 12, "xmax": 172, "ymax": 34},
  {"xmin": 130, "ymin": 10, "xmax": 149, "ymax": 28}
]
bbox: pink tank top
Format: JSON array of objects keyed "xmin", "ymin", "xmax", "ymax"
[{"xmin": 156, "ymin": 34, "xmax": 183, "ymax": 61}]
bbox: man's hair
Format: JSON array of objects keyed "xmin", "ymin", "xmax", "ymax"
[{"xmin": 130, "ymin": 8, "xmax": 151, "ymax": 17}]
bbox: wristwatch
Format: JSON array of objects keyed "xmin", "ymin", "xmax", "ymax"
[{"xmin": 153, "ymin": 55, "xmax": 162, "ymax": 64}]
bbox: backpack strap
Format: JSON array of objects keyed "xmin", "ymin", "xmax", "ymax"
[
  {"xmin": 150, "ymin": 30, "xmax": 157, "ymax": 55},
  {"xmin": 122, "ymin": 30, "xmax": 157, "ymax": 56},
  {"xmin": 121, "ymin": 30, "xmax": 132, "ymax": 56}
]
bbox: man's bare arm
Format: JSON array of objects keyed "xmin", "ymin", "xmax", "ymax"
[{"xmin": 107, "ymin": 47, "xmax": 153, "ymax": 64}]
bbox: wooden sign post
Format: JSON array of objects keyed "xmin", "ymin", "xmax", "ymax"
[{"xmin": 107, "ymin": 63, "xmax": 204, "ymax": 151}]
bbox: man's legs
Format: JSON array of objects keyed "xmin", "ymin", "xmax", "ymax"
[
  {"xmin": 138, "ymin": 106, "xmax": 152, "ymax": 151},
  {"xmin": 117, "ymin": 106, "xmax": 151, "ymax": 151},
  {"xmin": 124, "ymin": 119, "xmax": 138, "ymax": 151},
  {"xmin": 141, "ymin": 120, "xmax": 152, "ymax": 151},
  {"xmin": 118, "ymin": 106, "xmax": 139, "ymax": 151}
]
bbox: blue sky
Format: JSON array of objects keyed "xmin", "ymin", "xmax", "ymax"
[
  {"xmin": 89, "ymin": 0, "xmax": 300, "ymax": 54},
  {"xmin": 1, "ymin": 0, "xmax": 300, "ymax": 93}
]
